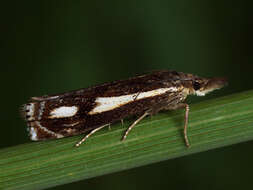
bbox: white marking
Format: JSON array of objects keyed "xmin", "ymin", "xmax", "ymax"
[
  {"xmin": 195, "ymin": 88, "xmax": 216, "ymax": 96},
  {"xmin": 36, "ymin": 122, "xmax": 64, "ymax": 138},
  {"xmin": 29, "ymin": 121, "xmax": 64, "ymax": 140},
  {"xmin": 195, "ymin": 91, "xmax": 206, "ymax": 96},
  {"xmin": 31, "ymin": 95, "xmax": 59, "ymax": 101},
  {"xmin": 30, "ymin": 127, "xmax": 38, "ymax": 140},
  {"xmin": 49, "ymin": 106, "xmax": 78, "ymax": 118},
  {"xmin": 47, "ymin": 95, "xmax": 59, "ymax": 100},
  {"xmin": 62, "ymin": 121, "xmax": 80, "ymax": 127},
  {"xmin": 89, "ymin": 87, "xmax": 177, "ymax": 115},
  {"xmin": 26, "ymin": 103, "xmax": 35, "ymax": 121},
  {"xmin": 38, "ymin": 101, "xmax": 45, "ymax": 120}
]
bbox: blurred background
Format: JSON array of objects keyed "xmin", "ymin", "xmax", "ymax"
[{"xmin": 1, "ymin": 1, "xmax": 252, "ymax": 190}]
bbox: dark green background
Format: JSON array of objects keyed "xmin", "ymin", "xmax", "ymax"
[{"xmin": 1, "ymin": 1, "xmax": 252, "ymax": 190}]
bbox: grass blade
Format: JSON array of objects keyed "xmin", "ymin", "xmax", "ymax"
[{"xmin": 1, "ymin": 90, "xmax": 253, "ymax": 190}]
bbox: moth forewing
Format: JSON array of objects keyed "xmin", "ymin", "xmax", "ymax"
[{"xmin": 21, "ymin": 70, "xmax": 227, "ymax": 147}]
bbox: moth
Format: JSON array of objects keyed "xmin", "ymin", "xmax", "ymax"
[{"xmin": 21, "ymin": 70, "xmax": 227, "ymax": 147}]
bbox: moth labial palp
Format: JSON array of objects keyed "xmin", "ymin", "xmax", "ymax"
[{"xmin": 21, "ymin": 70, "xmax": 227, "ymax": 147}]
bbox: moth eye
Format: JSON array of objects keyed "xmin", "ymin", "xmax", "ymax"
[{"xmin": 193, "ymin": 81, "xmax": 201, "ymax": 90}]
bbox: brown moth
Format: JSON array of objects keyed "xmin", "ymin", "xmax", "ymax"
[{"xmin": 21, "ymin": 70, "xmax": 227, "ymax": 147}]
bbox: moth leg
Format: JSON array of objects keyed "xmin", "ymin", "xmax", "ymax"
[
  {"xmin": 75, "ymin": 124, "xmax": 110, "ymax": 147},
  {"xmin": 182, "ymin": 104, "xmax": 190, "ymax": 147},
  {"xmin": 122, "ymin": 111, "xmax": 149, "ymax": 141},
  {"xmin": 121, "ymin": 119, "xmax": 124, "ymax": 126},
  {"xmin": 168, "ymin": 103, "xmax": 190, "ymax": 147}
]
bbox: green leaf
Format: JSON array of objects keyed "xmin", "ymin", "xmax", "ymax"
[{"xmin": 1, "ymin": 90, "xmax": 253, "ymax": 190}]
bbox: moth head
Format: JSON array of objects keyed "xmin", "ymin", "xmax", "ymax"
[{"xmin": 190, "ymin": 77, "xmax": 227, "ymax": 96}]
